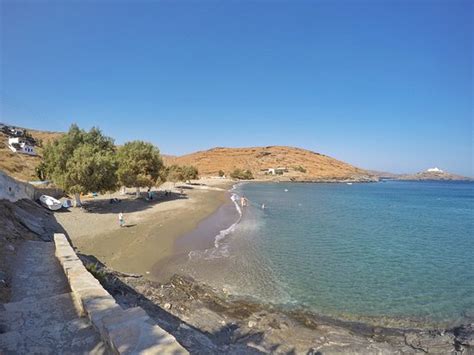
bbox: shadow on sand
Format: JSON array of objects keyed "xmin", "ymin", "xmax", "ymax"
[{"xmin": 77, "ymin": 191, "xmax": 188, "ymax": 215}]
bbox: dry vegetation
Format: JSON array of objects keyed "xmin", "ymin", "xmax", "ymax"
[
  {"xmin": 0, "ymin": 129, "xmax": 62, "ymax": 181},
  {"xmin": 1, "ymin": 127, "xmax": 374, "ymax": 182},
  {"xmin": 164, "ymin": 146, "xmax": 374, "ymax": 181}
]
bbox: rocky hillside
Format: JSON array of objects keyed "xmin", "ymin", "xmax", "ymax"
[
  {"xmin": 399, "ymin": 169, "xmax": 471, "ymax": 181},
  {"xmin": 164, "ymin": 146, "xmax": 376, "ymax": 182},
  {"xmin": 0, "ymin": 129, "xmax": 62, "ymax": 181}
]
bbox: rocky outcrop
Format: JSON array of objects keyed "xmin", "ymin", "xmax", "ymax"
[
  {"xmin": 0, "ymin": 199, "xmax": 66, "ymax": 303},
  {"xmin": 79, "ymin": 260, "xmax": 473, "ymax": 354}
]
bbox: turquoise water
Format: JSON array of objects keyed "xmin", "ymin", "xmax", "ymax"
[{"xmin": 177, "ymin": 181, "xmax": 474, "ymax": 327}]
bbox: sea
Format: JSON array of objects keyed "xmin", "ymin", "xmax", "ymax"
[{"xmin": 158, "ymin": 181, "xmax": 474, "ymax": 328}]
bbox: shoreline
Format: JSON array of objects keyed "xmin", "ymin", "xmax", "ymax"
[
  {"xmin": 150, "ymin": 190, "xmax": 241, "ymax": 282},
  {"xmin": 52, "ymin": 179, "xmax": 474, "ymax": 352},
  {"xmin": 54, "ymin": 179, "xmax": 234, "ymax": 277},
  {"xmin": 78, "ymin": 256, "xmax": 473, "ymax": 353}
]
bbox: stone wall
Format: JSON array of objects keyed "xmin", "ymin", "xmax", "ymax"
[
  {"xmin": 0, "ymin": 170, "xmax": 35, "ymax": 202},
  {"xmin": 0, "ymin": 170, "xmax": 63, "ymax": 202}
]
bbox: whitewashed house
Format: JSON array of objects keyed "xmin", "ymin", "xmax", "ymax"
[{"xmin": 8, "ymin": 137, "xmax": 36, "ymax": 155}]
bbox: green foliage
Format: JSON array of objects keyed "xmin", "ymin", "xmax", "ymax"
[
  {"xmin": 117, "ymin": 141, "xmax": 164, "ymax": 188},
  {"xmin": 230, "ymin": 168, "xmax": 254, "ymax": 180},
  {"xmin": 35, "ymin": 163, "xmax": 46, "ymax": 181},
  {"xmin": 41, "ymin": 124, "xmax": 118, "ymax": 194},
  {"xmin": 294, "ymin": 165, "xmax": 307, "ymax": 173},
  {"xmin": 182, "ymin": 165, "xmax": 199, "ymax": 182},
  {"xmin": 218, "ymin": 170, "xmax": 225, "ymax": 177},
  {"xmin": 86, "ymin": 262, "xmax": 107, "ymax": 283},
  {"xmin": 164, "ymin": 164, "xmax": 198, "ymax": 183},
  {"xmin": 165, "ymin": 164, "xmax": 184, "ymax": 184}
]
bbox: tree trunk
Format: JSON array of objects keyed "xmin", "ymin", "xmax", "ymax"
[
  {"xmin": 135, "ymin": 187, "xmax": 140, "ymax": 198},
  {"xmin": 74, "ymin": 193, "xmax": 82, "ymax": 207}
]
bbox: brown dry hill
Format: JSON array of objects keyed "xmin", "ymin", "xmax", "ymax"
[
  {"xmin": 0, "ymin": 129, "xmax": 62, "ymax": 181},
  {"xmin": 164, "ymin": 146, "xmax": 376, "ymax": 181}
]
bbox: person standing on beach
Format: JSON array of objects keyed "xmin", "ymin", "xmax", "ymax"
[{"xmin": 118, "ymin": 212, "xmax": 125, "ymax": 227}]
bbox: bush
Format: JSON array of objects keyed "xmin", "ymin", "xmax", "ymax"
[
  {"xmin": 294, "ymin": 165, "xmax": 307, "ymax": 173},
  {"xmin": 218, "ymin": 170, "xmax": 225, "ymax": 177},
  {"xmin": 230, "ymin": 168, "xmax": 254, "ymax": 180},
  {"xmin": 86, "ymin": 262, "xmax": 107, "ymax": 283}
]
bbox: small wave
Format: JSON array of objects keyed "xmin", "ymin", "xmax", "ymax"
[{"xmin": 189, "ymin": 192, "xmax": 243, "ymax": 260}]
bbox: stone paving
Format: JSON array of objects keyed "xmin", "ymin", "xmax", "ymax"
[{"xmin": 0, "ymin": 240, "xmax": 108, "ymax": 354}]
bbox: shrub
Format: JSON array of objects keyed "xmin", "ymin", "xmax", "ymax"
[
  {"xmin": 294, "ymin": 165, "xmax": 307, "ymax": 173},
  {"xmin": 230, "ymin": 168, "xmax": 254, "ymax": 180}
]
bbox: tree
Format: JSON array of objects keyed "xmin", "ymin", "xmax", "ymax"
[
  {"xmin": 182, "ymin": 165, "xmax": 199, "ymax": 183},
  {"xmin": 218, "ymin": 170, "xmax": 225, "ymax": 177},
  {"xmin": 117, "ymin": 141, "xmax": 164, "ymax": 197},
  {"xmin": 230, "ymin": 168, "xmax": 254, "ymax": 180},
  {"xmin": 165, "ymin": 165, "xmax": 184, "ymax": 186},
  {"xmin": 41, "ymin": 124, "xmax": 117, "ymax": 206}
]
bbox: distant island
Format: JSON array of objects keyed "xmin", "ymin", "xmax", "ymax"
[{"xmin": 398, "ymin": 167, "xmax": 472, "ymax": 181}]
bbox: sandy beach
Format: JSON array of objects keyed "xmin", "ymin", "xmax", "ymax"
[{"xmin": 54, "ymin": 178, "xmax": 234, "ymax": 277}]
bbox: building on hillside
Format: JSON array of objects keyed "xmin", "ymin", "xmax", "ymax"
[
  {"xmin": 264, "ymin": 167, "xmax": 288, "ymax": 175},
  {"xmin": 426, "ymin": 167, "xmax": 444, "ymax": 173},
  {"xmin": 8, "ymin": 137, "xmax": 36, "ymax": 155}
]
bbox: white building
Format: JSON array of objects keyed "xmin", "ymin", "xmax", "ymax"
[
  {"xmin": 426, "ymin": 167, "xmax": 444, "ymax": 173},
  {"xmin": 265, "ymin": 167, "xmax": 288, "ymax": 175},
  {"xmin": 8, "ymin": 137, "xmax": 36, "ymax": 155}
]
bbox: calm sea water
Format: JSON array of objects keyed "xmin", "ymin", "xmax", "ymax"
[{"xmin": 174, "ymin": 181, "xmax": 474, "ymax": 327}]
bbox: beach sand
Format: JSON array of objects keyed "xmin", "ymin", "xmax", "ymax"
[{"xmin": 54, "ymin": 179, "xmax": 234, "ymax": 277}]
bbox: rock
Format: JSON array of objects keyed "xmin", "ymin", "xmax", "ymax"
[
  {"xmin": 164, "ymin": 303, "xmax": 172, "ymax": 310},
  {"xmin": 248, "ymin": 320, "xmax": 257, "ymax": 328},
  {"xmin": 454, "ymin": 323, "xmax": 474, "ymax": 347},
  {"xmin": 6, "ymin": 244, "xmax": 15, "ymax": 252},
  {"xmin": 405, "ymin": 331, "xmax": 455, "ymax": 353}
]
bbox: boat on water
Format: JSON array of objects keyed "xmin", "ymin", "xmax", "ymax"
[
  {"xmin": 346, "ymin": 182, "xmax": 353, "ymax": 185},
  {"xmin": 39, "ymin": 195, "xmax": 62, "ymax": 211}
]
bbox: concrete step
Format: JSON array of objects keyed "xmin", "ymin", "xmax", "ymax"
[
  {"xmin": 11, "ymin": 241, "xmax": 70, "ymax": 302},
  {"xmin": 0, "ymin": 292, "xmax": 80, "ymax": 333},
  {"xmin": 0, "ymin": 317, "xmax": 108, "ymax": 354}
]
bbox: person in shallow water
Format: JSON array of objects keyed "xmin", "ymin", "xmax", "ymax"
[{"xmin": 118, "ymin": 212, "xmax": 125, "ymax": 227}]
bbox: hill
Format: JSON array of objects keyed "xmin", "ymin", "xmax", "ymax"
[
  {"xmin": 0, "ymin": 129, "xmax": 62, "ymax": 181},
  {"xmin": 399, "ymin": 168, "xmax": 471, "ymax": 181},
  {"xmin": 164, "ymin": 146, "xmax": 376, "ymax": 182}
]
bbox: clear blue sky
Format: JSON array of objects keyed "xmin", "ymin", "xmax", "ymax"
[{"xmin": 1, "ymin": 0, "xmax": 472, "ymax": 176}]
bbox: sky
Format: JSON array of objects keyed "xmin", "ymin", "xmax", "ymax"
[{"xmin": 1, "ymin": 0, "xmax": 472, "ymax": 176}]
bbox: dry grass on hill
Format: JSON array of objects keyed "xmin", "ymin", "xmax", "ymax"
[
  {"xmin": 0, "ymin": 126, "xmax": 373, "ymax": 182},
  {"xmin": 164, "ymin": 146, "xmax": 373, "ymax": 181},
  {"xmin": 0, "ymin": 130, "xmax": 62, "ymax": 181}
]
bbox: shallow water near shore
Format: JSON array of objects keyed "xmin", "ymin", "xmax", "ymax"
[{"xmin": 157, "ymin": 181, "xmax": 474, "ymax": 328}]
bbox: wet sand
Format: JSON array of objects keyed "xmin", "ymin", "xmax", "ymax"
[
  {"xmin": 54, "ymin": 179, "xmax": 234, "ymax": 276},
  {"xmin": 151, "ymin": 195, "xmax": 240, "ymax": 281}
]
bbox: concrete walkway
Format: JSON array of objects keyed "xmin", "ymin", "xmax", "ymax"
[{"xmin": 0, "ymin": 240, "xmax": 108, "ymax": 354}]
